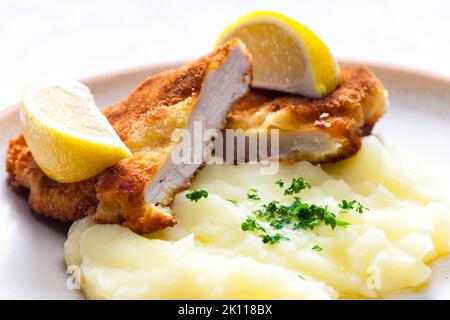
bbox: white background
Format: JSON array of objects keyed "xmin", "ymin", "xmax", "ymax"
[{"xmin": 0, "ymin": 0, "xmax": 449, "ymax": 111}]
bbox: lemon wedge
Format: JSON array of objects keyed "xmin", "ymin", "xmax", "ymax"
[
  {"xmin": 216, "ymin": 11, "xmax": 340, "ymax": 98},
  {"xmin": 20, "ymin": 81, "xmax": 131, "ymax": 183}
]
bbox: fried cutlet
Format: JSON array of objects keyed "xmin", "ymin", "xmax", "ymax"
[
  {"xmin": 6, "ymin": 56, "xmax": 387, "ymax": 234},
  {"xmin": 227, "ymin": 66, "xmax": 387, "ymax": 163},
  {"xmin": 6, "ymin": 39, "xmax": 253, "ymax": 233}
]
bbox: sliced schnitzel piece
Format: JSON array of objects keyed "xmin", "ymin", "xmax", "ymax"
[
  {"xmin": 227, "ymin": 66, "xmax": 387, "ymax": 163},
  {"xmin": 6, "ymin": 39, "xmax": 253, "ymax": 233}
]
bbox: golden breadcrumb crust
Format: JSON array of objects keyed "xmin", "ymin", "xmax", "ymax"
[
  {"xmin": 6, "ymin": 39, "xmax": 252, "ymax": 233},
  {"xmin": 227, "ymin": 66, "xmax": 387, "ymax": 162}
]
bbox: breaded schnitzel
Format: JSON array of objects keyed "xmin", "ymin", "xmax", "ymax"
[
  {"xmin": 227, "ymin": 66, "xmax": 387, "ymax": 163},
  {"xmin": 6, "ymin": 39, "xmax": 253, "ymax": 233},
  {"xmin": 6, "ymin": 56, "xmax": 387, "ymax": 234}
]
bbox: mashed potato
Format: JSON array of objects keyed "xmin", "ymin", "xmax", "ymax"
[{"xmin": 65, "ymin": 136, "xmax": 450, "ymax": 299}]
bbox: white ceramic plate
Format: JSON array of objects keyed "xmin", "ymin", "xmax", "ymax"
[{"xmin": 0, "ymin": 61, "xmax": 449, "ymax": 299}]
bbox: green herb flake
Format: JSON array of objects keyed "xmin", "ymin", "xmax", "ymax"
[
  {"xmin": 311, "ymin": 244, "xmax": 323, "ymax": 252},
  {"xmin": 247, "ymin": 194, "xmax": 260, "ymax": 200},
  {"xmin": 356, "ymin": 203, "xmax": 369, "ymax": 214},
  {"xmin": 241, "ymin": 217, "xmax": 265, "ymax": 232},
  {"xmin": 226, "ymin": 199, "xmax": 238, "ymax": 206},
  {"xmin": 185, "ymin": 189, "xmax": 208, "ymax": 202},
  {"xmin": 260, "ymin": 233, "xmax": 288, "ymax": 245},
  {"xmin": 298, "ymin": 274, "xmax": 305, "ymax": 280},
  {"xmin": 247, "ymin": 188, "xmax": 260, "ymax": 201},
  {"xmin": 284, "ymin": 177, "xmax": 311, "ymax": 195},
  {"xmin": 275, "ymin": 179, "xmax": 284, "ymax": 188},
  {"xmin": 339, "ymin": 200, "xmax": 369, "ymax": 214},
  {"xmin": 335, "ymin": 220, "xmax": 350, "ymax": 228}
]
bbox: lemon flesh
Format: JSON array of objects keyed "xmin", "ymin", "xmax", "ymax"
[
  {"xmin": 21, "ymin": 82, "xmax": 131, "ymax": 183},
  {"xmin": 216, "ymin": 11, "xmax": 340, "ymax": 98}
]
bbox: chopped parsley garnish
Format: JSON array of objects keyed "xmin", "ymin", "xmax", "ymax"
[
  {"xmin": 247, "ymin": 194, "xmax": 260, "ymax": 200},
  {"xmin": 254, "ymin": 197, "xmax": 349, "ymax": 231},
  {"xmin": 185, "ymin": 189, "xmax": 208, "ymax": 202},
  {"xmin": 298, "ymin": 274, "xmax": 305, "ymax": 280},
  {"xmin": 312, "ymin": 245, "xmax": 323, "ymax": 252},
  {"xmin": 339, "ymin": 200, "xmax": 369, "ymax": 214},
  {"xmin": 241, "ymin": 177, "xmax": 369, "ymax": 245},
  {"xmin": 284, "ymin": 177, "xmax": 311, "ymax": 195},
  {"xmin": 241, "ymin": 217, "xmax": 287, "ymax": 245},
  {"xmin": 247, "ymin": 188, "xmax": 260, "ymax": 201},
  {"xmin": 275, "ymin": 179, "xmax": 284, "ymax": 188},
  {"xmin": 260, "ymin": 233, "xmax": 288, "ymax": 244},
  {"xmin": 242, "ymin": 196, "xmax": 350, "ymax": 245},
  {"xmin": 226, "ymin": 199, "xmax": 238, "ymax": 206},
  {"xmin": 241, "ymin": 217, "xmax": 265, "ymax": 232}
]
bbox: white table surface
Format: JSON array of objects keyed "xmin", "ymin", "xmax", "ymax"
[{"xmin": 0, "ymin": 0, "xmax": 449, "ymax": 111}]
